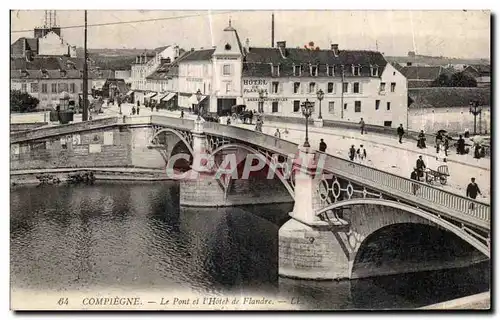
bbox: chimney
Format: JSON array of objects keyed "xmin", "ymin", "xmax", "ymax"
[
  {"xmin": 245, "ymin": 38, "xmax": 250, "ymax": 53},
  {"xmin": 271, "ymin": 13, "xmax": 275, "ymax": 47},
  {"xmin": 191, "ymin": 48, "xmax": 195, "ymax": 52},
  {"xmin": 406, "ymin": 62, "xmax": 412, "ymax": 66},
  {"xmin": 331, "ymin": 44, "xmax": 339, "ymax": 56},
  {"xmin": 277, "ymin": 41, "xmax": 286, "ymax": 49}
]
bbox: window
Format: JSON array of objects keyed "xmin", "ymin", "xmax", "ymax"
[
  {"xmin": 390, "ymin": 82, "xmax": 396, "ymax": 92},
  {"xmin": 272, "ymin": 64, "xmax": 280, "ymax": 76},
  {"xmin": 30, "ymin": 83, "xmax": 38, "ymax": 93},
  {"xmin": 342, "ymin": 82, "xmax": 348, "ymax": 93},
  {"xmin": 272, "ymin": 101, "xmax": 279, "ymax": 113},
  {"xmin": 41, "ymin": 83, "xmax": 47, "ymax": 93},
  {"xmin": 272, "ymin": 82, "xmax": 279, "ymax": 94},
  {"xmin": 384, "ymin": 121, "xmax": 392, "ymax": 127},
  {"xmin": 328, "ymin": 101, "xmax": 335, "ymax": 114},
  {"xmin": 371, "ymin": 66, "xmax": 379, "ymax": 76},
  {"xmin": 355, "ymin": 101, "xmax": 361, "ymax": 112},
  {"xmin": 21, "ymin": 83, "xmax": 27, "ymax": 92},
  {"xmin": 223, "ymin": 64, "xmax": 231, "ymax": 76},
  {"xmin": 353, "ymin": 65, "xmax": 360, "ymax": 76},
  {"xmin": 225, "ymin": 82, "xmax": 232, "ymax": 93},
  {"xmin": 344, "ymin": 103, "xmax": 348, "ymax": 110},
  {"xmin": 380, "ymin": 82, "xmax": 386, "ymax": 92},
  {"xmin": 327, "ymin": 65, "xmax": 334, "ymax": 76},
  {"xmin": 293, "ymin": 100, "xmax": 300, "ymax": 112},
  {"xmin": 387, "ymin": 102, "xmax": 391, "ymax": 110},
  {"xmin": 293, "ymin": 82, "xmax": 300, "ymax": 94},
  {"xmin": 327, "ymin": 82, "xmax": 334, "ymax": 93},
  {"xmin": 310, "ymin": 65, "xmax": 318, "ymax": 76},
  {"xmin": 51, "ymin": 83, "xmax": 57, "ymax": 93},
  {"xmin": 70, "ymin": 83, "xmax": 76, "ymax": 93},
  {"xmin": 58, "ymin": 83, "xmax": 68, "ymax": 93},
  {"xmin": 375, "ymin": 100, "xmax": 380, "ymax": 110},
  {"xmin": 353, "ymin": 82, "xmax": 360, "ymax": 93},
  {"xmin": 309, "ymin": 82, "xmax": 316, "ymax": 93},
  {"xmin": 293, "ymin": 65, "xmax": 301, "ymax": 76}
]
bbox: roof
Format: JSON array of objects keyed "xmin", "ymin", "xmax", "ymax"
[
  {"xmin": 408, "ymin": 87, "xmax": 490, "ymax": 109},
  {"xmin": 179, "ymin": 49, "xmax": 216, "ymax": 62},
  {"xmin": 399, "ymin": 66, "xmax": 449, "ymax": 80},
  {"xmin": 11, "ymin": 69, "xmax": 82, "ymax": 79},
  {"xmin": 242, "ymin": 47, "xmax": 387, "ymax": 77},
  {"xmin": 11, "ymin": 56, "xmax": 85, "ymax": 71},
  {"xmin": 465, "ymin": 64, "xmax": 491, "ymax": 76},
  {"xmin": 153, "ymin": 45, "xmax": 171, "ymax": 53}
]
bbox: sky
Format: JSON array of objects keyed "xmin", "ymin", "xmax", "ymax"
[{"xmin": 10, "ymin": 10, "xmax": 491, "ymax": 59}]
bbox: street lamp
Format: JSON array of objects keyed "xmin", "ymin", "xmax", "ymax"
[
  {"xmin": 316, "ymin": 89, "xmax": 324, "ymax": 119},
  {"xmin": 469, "ymin": 100, "xmax": 482, "ymax": 135},
  {"xmin": 301, "ymin": 99, "xmax": 314, "ymax": 148},
  {"xmin": 258, "ymin": 88, "xmax": 267, "ymax": 113},
  {"xmin": 196, "ymin": 89, "xmax": 203, "ymax": 120}
]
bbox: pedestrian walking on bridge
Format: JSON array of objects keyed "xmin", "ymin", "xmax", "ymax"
[
  {"xmin": 319, "ymin": 139, "xmax": 327, "ymax": 152},
  {"xmin": 467, "ymin": 177, "xmax": 482, "ymax": 210},
  {"xmin": 274, "ymin": 128, "xmax": 281, "ymax": 139},
  {"xmin": 397, "ymin": 124, "xmax": 405, "ymax": 144},
  {"xmin": 410, "ymin": 167, "xmax": 420, "ymax": 195},
  {"xmin": 349, "ymin": 145, "xmax": 356, "ymax": 162},
  {"xmin": 359, "ymin": 118, "xmax": 366, "ymax": 135}
]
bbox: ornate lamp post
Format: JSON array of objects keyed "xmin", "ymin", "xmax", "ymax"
[
  {"xmin": 469, "ymin": 100, "xmax": 482, "ymax": 135},
  {"xmin": 316, "ymin": 89, "xmax": 324, "ymax": 119},
  {"xmin": 301, "ymin": 99, "xmax": 314, "ymax": 148},
  {"xmin": 196, "ymin": 89, "xmax": 203, "ymax": 120}
]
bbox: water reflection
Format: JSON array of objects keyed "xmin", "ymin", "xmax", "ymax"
[{"xmin": 10, "ymin": 182, "xmax": 489, "ymax": 309}]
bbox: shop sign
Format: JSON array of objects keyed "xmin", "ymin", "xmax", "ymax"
[
  {"xmin": 247, "ymin": 97, "xmax": 288, "ymax": 102},
  {"xmin": 242, "ymin": 79, "xmax": 268, "ymax": 94},
  {"xmin": 186, "ymin": 78, "xmax": 203, "ymax": 82}
]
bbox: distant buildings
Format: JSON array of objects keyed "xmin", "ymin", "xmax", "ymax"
[
  {"xmin": 398, "ymin": 66, "xmax": 452, "ymax": 88},
  {"xmin": 463, "ymin": 64, "xmax": 491, "ymax": 88}
]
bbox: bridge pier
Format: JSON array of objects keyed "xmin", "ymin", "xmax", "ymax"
[{"xmin": 279, "ymin": 146, "xmax": 353, "ymax": 280}]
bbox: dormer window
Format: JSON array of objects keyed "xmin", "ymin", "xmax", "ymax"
[
  {"xmin": 293, "ymin": 65, "xmax": 301, "ymax": 76},
  {"xmin": 60, "ymin": 70, "xmax": 67, "ymax": 78},
  {"xmin": 310, "ymin": 65, "xmax": 318, "ymax": 77},
  {"xmin": 21, "ymin": 70, "xmax": 29, "ymax": 78},
  {"xmin": 371, "ymin": 65, "xmax": 379, "ymax": 76},
  {"xmin": 271, "ymin": 64, "xmax": 280, "ymax": 77},
  {"xmin": 327, "ymin": 65, "xmax": 334, "ymax": 76},
  {"xmin": 352, "ymin": 65, "xmax": 361, "ymax": 76},
  {"xmin": 41, "ymin": 69, "xmax": 49, "ymax": 78}
]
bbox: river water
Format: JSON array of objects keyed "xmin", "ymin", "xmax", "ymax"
[{"xmin": 10, "ymin": 181, "xmax": 490, "ymax": 310}]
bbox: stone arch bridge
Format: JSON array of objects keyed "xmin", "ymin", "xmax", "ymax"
[{"xmin": 10, "ymin": 115, "xmax": 491, "ymax": 280}]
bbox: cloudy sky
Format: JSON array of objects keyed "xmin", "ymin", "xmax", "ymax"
[{"xmin": 10, "ymin": 10, "xmax": 490, "ymax": 59}]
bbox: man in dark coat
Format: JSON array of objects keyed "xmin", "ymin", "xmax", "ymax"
[
  {"xmin": 457, "ymin": 135, "xmax": 465, "ymax": 155},
  {"xmin": 466, "ymin": 177, "xmax": 482, "ymax": 209},
  {"xmin": 417, "ymin": 130, "xmax": 426, "ymax": 148},
  {"xmin": 410, "ymin": 167, "xmax": 419, "ymax": 195},
  {"xmin": 349, "ymin": 145, "xmax": 356, "ymax": 162},
  {"xmin": 397, "ymin": 124, "xmax": 404, "ymax": 144},
  {"xmin": 319, "ymin": 139, "xmax": 327, "ymax": 152},
  {"xmin": 416, "ymin": 155, "xmax": 426, "ymax": 179}
]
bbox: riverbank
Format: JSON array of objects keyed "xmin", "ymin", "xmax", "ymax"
[{"xmin": 10, "ymin": 167, "xmax": 170, "ymax": 186}]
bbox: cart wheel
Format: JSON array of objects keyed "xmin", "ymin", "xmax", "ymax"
[{"xmin": 440, "ymin": 176, "xmax": 447, "ymax": 185}]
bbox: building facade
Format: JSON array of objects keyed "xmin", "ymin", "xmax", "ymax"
[{"xmin": 175, "ymin": 21, "xmax": 408, "ymax": 128}]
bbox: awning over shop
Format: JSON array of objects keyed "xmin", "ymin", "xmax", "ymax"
[
  {"xmin": 145, "ymin": 92, "xmax": 158, "ymax": 99},
  {"xmin": 154, "ymin": 93, "xmax": 167, "ymax": 102},
  {"xmin": 161, "ymin": 92, "xmax": 177, "ymax": 102},
  {"xmin": 189, "ymin": 94, "xmax": 208, "ymax": 105}
]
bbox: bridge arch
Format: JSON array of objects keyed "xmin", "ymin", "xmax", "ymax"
[
  {"xmin": 316, "ymin": 198, "xmax": 490, "ymax": 259},
  {"xmin": 150, "ymin": 128, "xmax": 194, "ymax": 157},
  {"xmin": 210, "ymin": 143, "xmax": 295, "ymax": 199}
]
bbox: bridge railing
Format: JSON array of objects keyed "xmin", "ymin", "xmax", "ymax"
[
  {"xmin": 150, "ymin": 115, "xmax": 194, "ymax": 131},
  {"xmin": 11, "ymin": 116, "xmax": 119, "ymax": 143},
  {"xmin": 321, "ymin": 152, "xmax": 490, "ymax": 226},
  {"xmin": 203, "ymin": 122, "xmax": 299, "ymax": 155}
]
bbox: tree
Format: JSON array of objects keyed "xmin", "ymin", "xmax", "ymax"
[
  {"xmin": 431, "ymin": 73, "xmax": 451, "ymax": 87},
  {"xmin": 449, "ymin": 72, "xmax": 477, "ymax": 87},
  {"xmin": 10, "ymin": 90, "xmax": 39, "ymax": 113}
]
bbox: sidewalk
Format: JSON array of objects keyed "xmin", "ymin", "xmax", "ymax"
[
  {"xmin": 261, "ymin": 120, "xmax": 490, "ymax": 171},
  {"xmin": 233, "ymin": 120, "xmax": 491, "ymax": 202}
]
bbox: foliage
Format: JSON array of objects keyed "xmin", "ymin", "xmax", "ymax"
[
  {"xmin": 431, "ymin": 72, "xmax": 477, "ymax": 87},
  {"xmin": 10, "ymin": 90, "xmax": 39, "ymax": 113}
]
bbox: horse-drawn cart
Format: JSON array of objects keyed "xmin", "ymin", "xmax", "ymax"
[{"xmin": 231, "ymin": 105, "xmax": 253, "ymax": 124}]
